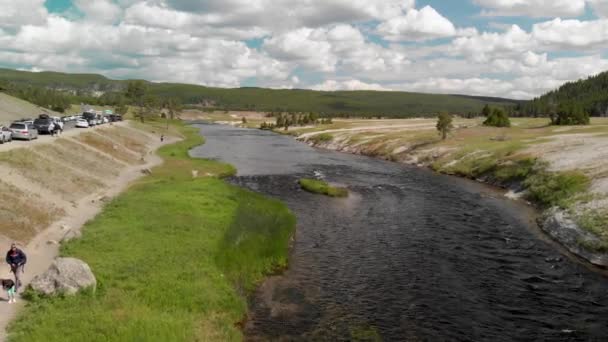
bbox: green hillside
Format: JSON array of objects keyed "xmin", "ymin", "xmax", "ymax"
[
  {"xmin": 524, "ymin": 71, "xmax": 608, "ymax": 116},
  {"xmin": 0, "ymin": 68, "xmax": 518, "ymax": 118}
]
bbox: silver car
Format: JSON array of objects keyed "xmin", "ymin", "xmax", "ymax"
[
  {"xmin": 0, "ymin": 126, "xmax": 12, "ymax": 143},
  {"xmin": 9, "ymin": 122, "xmax": 39, "ymax": 141}
]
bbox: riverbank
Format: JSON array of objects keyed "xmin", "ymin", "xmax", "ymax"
[
  {"xmin": 6, "ymin": 121, "xmax": 295, "ymax": 341},
  {"xmin": 282, "ymin": 117, "xmax": 608, "ymax": 268},
  {"xmin": 0, "ymin": 122, "xmax": 174, "ymax": 341}
]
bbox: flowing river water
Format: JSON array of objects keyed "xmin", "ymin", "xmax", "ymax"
[{"xmin": 190, "ymin": 124, "xmax": 608, "ymax": 341}]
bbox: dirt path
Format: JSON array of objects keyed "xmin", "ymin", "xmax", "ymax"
[{"xmin": 0, "ymin": 129, "xmax": 179, "ymax": 341}]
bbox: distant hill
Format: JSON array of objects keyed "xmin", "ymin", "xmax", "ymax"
[
  {"xmin": 0, "ymin": 68, "xmax": 518, "ymax": 118},
  {"xmin": 524, "ymin": 71, "xmax": 608, "ymax": 116},
  {"xmin": 0, "ymin": 93, "xmax": 59, "ymax": 124}
]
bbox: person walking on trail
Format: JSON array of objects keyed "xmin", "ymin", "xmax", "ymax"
[
  {"xmin": 2, "ymin": 279, "xmax": 16, "ymax": 303},
  {"xmin": 6, "ymin": 244, "xmax": 26, "ymax": 290}
]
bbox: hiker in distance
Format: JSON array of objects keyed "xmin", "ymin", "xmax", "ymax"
[{"xmin": 6, "ymin": 244, "xmax": 26, "ymax": 290}]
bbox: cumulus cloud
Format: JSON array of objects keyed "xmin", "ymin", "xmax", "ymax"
[
  {"xmin": 532, "ymin": 18, "xmax": 608, "ymax": 49},
  {"xmin": 74, "ymin": 0, "xmax": 122, "ymax": 24},
  {"xmin": 376, "ymin": 6, "xmax": 457, "ymax": 41},
  {"xmin": 589, "ymin": 0, "xmax": 608, "ymax": 17},
  {"xmin": 262, "ymin": 24, "xmax": 410, "ymax": 74},
  {"xmin": 473, "ymin": 0, "xmax": 586, "ymax": 18},
  {"xmin": 0, "ymin": 0, "xmax": 48, "ymax": 29},
  {"xmin": 0, "ymin": 0, "xmax": 605, "ymax": 100}
]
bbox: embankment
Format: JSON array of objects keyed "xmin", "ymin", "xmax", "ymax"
[
  {"xmin": 0, "ymin": 122, "xmax": 172, "ymax": 340},
  {"xmin": 7, "ymin": 121, "xmax": 295, "ymax": 341},
  {"xmin": 294, "ymin": 118, "xmax": 608, "ymax": 268}
]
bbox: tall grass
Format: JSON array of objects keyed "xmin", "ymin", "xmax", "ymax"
[{"xmin": 8, "ymin": 121, "xmax": 295, "ymax": 341}]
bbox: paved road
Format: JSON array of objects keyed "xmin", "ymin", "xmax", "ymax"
[{"xmin": 0, "ymin": 121, "xmax": 125, "ymax": 152}]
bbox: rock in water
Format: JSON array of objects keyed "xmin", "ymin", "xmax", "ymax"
[{"xmin": 30, "ymin": 257, "xmax": 96, "ymax": 295}]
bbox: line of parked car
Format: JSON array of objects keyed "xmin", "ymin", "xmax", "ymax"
[{"xmin": 0, "ymin": 110, "xmax": 122, "ymax": 144}]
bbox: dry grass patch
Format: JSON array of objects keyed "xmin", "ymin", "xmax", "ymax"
[
  {"xmin": 0, "ymin": 149, "xmax": 104, "ymax": 202},
  {"xmin": 95, "ymin": 126, "xmax": 152, "ymax": 155},
  {"xmin": 76, "ymin": 133, "xmax": 143, "ymax": 165},
  {"xmin": 33, "ymin": 143, "xmax": 118, "ymax": 181},
  {"xmin": 0, "ymin": 180, "xmax": 65, "ymax": 242},
  {"xmin": 54, "ymin": 139, "xmax": 124, "ymax": 176}
]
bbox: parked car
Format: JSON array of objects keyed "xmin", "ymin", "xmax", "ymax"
[
  {"xmin": 82, "ymin": 111, "xmax": 97, "ymax": 126},
  {"xmin": 33, "ymin": 117, "xmax": 55, "ymax": 134},
  {"xmin": 9, "ymin": 122, "xmax": 39, "ymax": 140},
  {"xmin": 0, "ymin": 126, "xmax": 12, "ymax": 143},
  {"xmin": 75, "ymin": 119, "xmax": 90, "ymax": 128}
]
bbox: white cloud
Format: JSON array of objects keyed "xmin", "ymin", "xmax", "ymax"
[
  {"xmin": 473, "ymin": 0, "xmax": 586, "ymax": 17},
  {"xmin": 262, "ymin": 24, "xmax": 410, "ymax": 74},
  {"xmin": 74, "ymin": 0, "xmax": 122, "ymax": 24},
  {"xmin": 312, "ymin": 79, "xmax": 389, "ymax": 91},
  {"xmin": 532, "ymin": 18, "xmax": 608, "ymax": 50},
  {"xmin": 450, "ymin": 25, "xmax": 533, "ymax": 62},
  {"xmin": 588, "ymin": 0, "xmax": 608, "ymax": 17},
  {"xmin": 0, "ymin": 0, "xmax": 605, "ymax": 101},
  {"xmin": 377, "ymin": 6, "xmax": 457, "ymax": 41},
  {"xmin": 0, "ymin": 0, "xmax": 48, "ymax": 29}
]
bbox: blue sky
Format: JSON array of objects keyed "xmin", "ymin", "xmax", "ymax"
[{"xmin": 2, "ymin": 0, "xmax": 606, "ymax": 99}]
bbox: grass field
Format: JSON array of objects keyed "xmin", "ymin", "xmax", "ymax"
[{"xmin": 8, "ymin": 121, "xmax": 296, "ymax": 341}]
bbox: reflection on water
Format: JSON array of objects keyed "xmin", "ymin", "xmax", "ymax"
[{"xmin": 191, "ymin": 124, "xmax": 608, "ymax": 341}]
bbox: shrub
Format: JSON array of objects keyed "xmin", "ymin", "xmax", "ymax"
[
  {"xmin": 554, "ymin": 103, "xmax": 590, "ymax": 125},
  {"xmin": 524, "ymin": 170, "xmax": 590, "ymax": 207},
  {"xmin": 436, "ymin": 111, "xmax": 453, "ymax": 140},
  {"xmin": 483, "ymin": 108, "xmax": 511, "ymax": 127},
  {"xmin": 494, "ymin": 158, "xmax": 537, "ymax": 182},
  {"xmin": 309, "ymin": 133, "xmax": 334, "ymax": 144}
]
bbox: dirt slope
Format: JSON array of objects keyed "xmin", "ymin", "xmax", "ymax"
[{"xmin": 0, "ymin": 93, "xmax": 60, "ymax": 124}]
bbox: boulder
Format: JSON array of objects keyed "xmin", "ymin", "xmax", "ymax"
[{"xmin": 30, "ymin": 257, "xmax": 96, "ymax": 296}]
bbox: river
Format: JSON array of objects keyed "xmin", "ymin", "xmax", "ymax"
[{"xmin": 190, "ymin": 124, "xmax": 608, "ymax": 341}]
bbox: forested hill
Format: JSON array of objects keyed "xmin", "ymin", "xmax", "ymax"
[
  {"xmin": 524, "ymin": 71, "xmax": 608, "ymax": 116},
  {"xmin": 0, "ymin": 68, "xmax": 517, "ymax": 118}
]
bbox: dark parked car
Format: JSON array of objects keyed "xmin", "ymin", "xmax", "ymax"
[
  {"xmin": 33, "ymin": 117, "xmax": 55, "ymax": 134},
  {"xmin": 109, "ymin": 114, "xmax": 123, "ymax": 122}
]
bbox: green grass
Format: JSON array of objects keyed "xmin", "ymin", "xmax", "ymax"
[
  {"xmin": 524, "ymin": 171, "xmax": 590, "ymax": 208},
  {"xmin": 8, "ymin": 121, "xmax": 295, "ymax": 341},
  {"xmin": 493, "ymin": 158, "xmax": 537, "ymax": 182},
  {"xmin": 299, "ymin": 178, "xmax": 348, "ymax": 197},
  {"xmin": 308, "ymin": 133, "xmax": 334, "ymax": 144}
]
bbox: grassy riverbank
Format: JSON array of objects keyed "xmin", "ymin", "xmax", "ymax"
[
  {"xmin": 8, "ymin": 121, "xmax": 296, "ymax": 341},
  {"xmin": 287, "ymin": 117, "xmax": 608, "ymax": 250}
]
